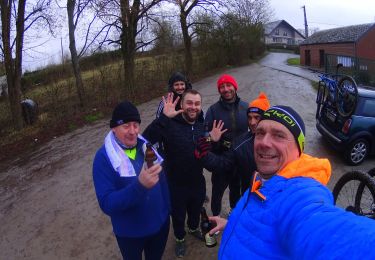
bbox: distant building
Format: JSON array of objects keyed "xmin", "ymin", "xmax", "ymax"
[
  {"xmin": 264, "ymin": 20, "xmax": 306, "ymax": 46},
  {"xmin": 300, "ymin": 23, "xmax": 375, "ymax": 68}
]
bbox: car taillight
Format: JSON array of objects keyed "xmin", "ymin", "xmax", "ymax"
[{"xmin": 342, "ymin": 119, "xmax": 352, "ymax": 134}]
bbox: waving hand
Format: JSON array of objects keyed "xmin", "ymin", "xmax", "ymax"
[{"xmin": 162, "ymin": 93, "xmax": 184, "ymax": 118}]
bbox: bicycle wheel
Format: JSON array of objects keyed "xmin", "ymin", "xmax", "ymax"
[
  {"xmin": 368, "ymin": 167, "xmax": 375, "ymax": 177},
  {"xmin": 332, "ymin": 170, "xmax": 375, "ymax": 218},
  {"xmin": 335, "ymin": 76, "xmax": 358, "ymax": 117},
  {"xmin": 316, "ymin": 81, "xmax": 326, "ymax": 118},
  {"xmin": 355, "ymin": 168, "xmax": 375, "ymax": 216}
]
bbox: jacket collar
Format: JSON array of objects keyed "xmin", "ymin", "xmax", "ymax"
[
  {"xmin": 278, "ymin": 153, "xmax": 331, "ymax": 185},
  {"xmin": 219, "ymin": 94, "xmax": 240, "ymax": 109}
]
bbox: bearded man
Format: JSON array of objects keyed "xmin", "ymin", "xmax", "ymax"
[{"xmin": 143, "ymin": 89, "xmax": 226, "ymax": 258}]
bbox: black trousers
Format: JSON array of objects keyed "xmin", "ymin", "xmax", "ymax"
[
  {"xmin": 211, "ymin": 170, "xmax": 241, "ymax": 216},
  {"xmin": 115, "ymin": 218, "xmax": 170, "ymax": 260},
  {"xmin": 169, "ymin": 180, "xmax": 206, "ymax": 240}
]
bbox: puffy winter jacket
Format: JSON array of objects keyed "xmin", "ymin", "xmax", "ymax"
[{"xmin": 219, "ymin": 154, "xmax": 375, "ymax": 259}]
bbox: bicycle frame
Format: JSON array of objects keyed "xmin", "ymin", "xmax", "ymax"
[{"xmin": 316, "ymin": 63, "xmax": 358, "ymax": 118}]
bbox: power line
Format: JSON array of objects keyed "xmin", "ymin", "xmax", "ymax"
[{"xmin": 308, "ymin": 21, "xmax": 345, "ymax": 27}]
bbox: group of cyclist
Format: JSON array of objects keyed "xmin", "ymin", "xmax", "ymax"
[{"xmin": 93, "ymin": 71, "xmax": 375, "ymax": 259}]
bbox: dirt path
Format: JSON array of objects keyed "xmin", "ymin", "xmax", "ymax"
[{"xmin": 1, "ymin": 54, "xmax": 374, "ymax": 259}]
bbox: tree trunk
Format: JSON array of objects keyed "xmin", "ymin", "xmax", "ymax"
[
  {"xmin": 180, "ymin": 12, "xmax": 192, "ymax": 76},
  {"xmin": 7, "ymin": 64, "xmax": 24, "ymax": 130},
  {"xmin": 67, "ymin": 0, "xmax": 86, "ymax": 107},
  {"xmin": 119, "ymin": 0, "xmax": 139, "ymax": 98},
  {"xmin": 1, "ymin": 0, "xmax": 26, "ymax": 130},
  {"xmin": 123, "ymin": 45, "xmax": 136, "ymax": 98}
]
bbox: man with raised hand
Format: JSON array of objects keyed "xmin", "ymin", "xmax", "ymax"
[
  {"xmin": 144, "ymin": 90, "xmax": 226, "ymax": 258},
  {"xmin": 205, "ymin": 74, "xmax": 248, "ymax": 217},
  {"xmin": 197, "ymin": 92, "xmax": 270, "ymax": 197}
]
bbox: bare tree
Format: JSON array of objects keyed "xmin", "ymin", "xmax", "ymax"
[
  {"xmin": 151, "ymin": 18, "xmax": 179, "ymax": 54},
  {"xmin": 169, "ymin": 0, "xmax": 221, "ymax": 76},
  {"xmin": 228, "ymin": 0, "xmax": 273, "ymax": 25},
  {"xmin": 67, "ymin": 0, "xmax": 86, "ymax": 107},
  {"xmin": 67, "ymin": 0, "xmax": 103, "ymax": 107},
  {"xmin": 93, "ymin": 0, "xmax": 162, "ymax": 97},
  {"xmin": 0, "ymin": 0, "xmax": 53, "ymax": 130}
]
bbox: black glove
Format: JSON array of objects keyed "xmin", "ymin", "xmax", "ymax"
[{"xmin": 194, "ymin": 137, "xmax": 212, "ymax": 159}]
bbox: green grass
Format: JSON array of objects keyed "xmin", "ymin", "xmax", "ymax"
[
  {"xmin": 287, "ymin": 58, "xmax": 300, "ymax": 66},
  {"xmin": 84, "ymin": 112, "xmax": 104, "ymax": 123}
]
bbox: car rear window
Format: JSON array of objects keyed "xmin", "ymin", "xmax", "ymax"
[{"xmin": 356, "ymin": 97, "xmax": 375, "ymax": 117}]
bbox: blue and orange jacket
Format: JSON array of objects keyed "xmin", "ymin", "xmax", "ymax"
[{"xmin": 219, "ymin": 154, "xmax": 375, "ymax": 259}]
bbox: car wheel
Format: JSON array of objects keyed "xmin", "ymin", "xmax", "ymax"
[{"xmin": 345, "ymin": 139, "xmax": 369, "ymax": 166}]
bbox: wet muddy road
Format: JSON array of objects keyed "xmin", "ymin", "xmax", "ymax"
[{"xmin": 1, "ymin": 53, "xmax": 374, "ymax": 259}]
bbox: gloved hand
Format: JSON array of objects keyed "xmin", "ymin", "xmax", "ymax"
[{"xmin": 194, "ymin": 137, "xmax": 212, "ymax": 159}]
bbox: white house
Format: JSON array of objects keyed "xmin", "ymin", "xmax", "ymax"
[{"xmin": 264, "ymin": 20, "xmax": 305, "ymax": 46}]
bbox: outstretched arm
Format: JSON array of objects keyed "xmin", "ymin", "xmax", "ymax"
[{"xmin": 278, "ymin": 183, "xmax": 375, "ymax": 258}]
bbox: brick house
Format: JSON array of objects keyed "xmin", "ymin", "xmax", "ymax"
[
  {"xmin": 300, "ymin": 23, "xmax": 375, "ymax": 68},
  {"xmin": 264, "ymin": 20, "xmax": 305, "ymax": 46}
]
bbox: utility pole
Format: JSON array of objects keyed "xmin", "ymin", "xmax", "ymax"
[
  {"xmin": 61, "ymin": 37, "xmax": 64, "ymax": 65},
  {"xmin": 302, "ymin": 5, "xmax": 308, "ymax": 38}
]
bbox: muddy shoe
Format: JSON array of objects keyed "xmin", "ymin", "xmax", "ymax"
[
  {"xmin": 204, "ymin": 232, "xmax": 217, "ymax": 247},
  {"xmin": 188, "ymin": 228, "xmax": 204, "ymax": 241},
  {"xmin": 175, "ymin": 239, "xmax": 186, "ymax": 258}
]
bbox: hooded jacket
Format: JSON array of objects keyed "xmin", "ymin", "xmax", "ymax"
[
  {"xmin": 155, "ymin": 72, "xmax": 192, "ymax": 119},
  {"xmin": 219, "ymin": 154, "xmax": 375, "ymax": 259}
]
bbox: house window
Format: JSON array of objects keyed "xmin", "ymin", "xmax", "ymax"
[
  {"xmin": 283, "ymin": 32, "xmax": 287, "ymax": 36},
  {"xmin": 337, "ymin": 56, "xmax": 354, "ymax": 67},
  {"xmin": 360, "ymin": 65, "xmax": 368, "ymax": 70},
  {"xmin": 275, "ymin": 29, "xmax": 279, "ymax": 35}
]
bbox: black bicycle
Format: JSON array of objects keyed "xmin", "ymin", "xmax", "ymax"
[
  {"xmin": 333, "ymin": 168, "xmax": 375, "ymax": 219},
  {"xmin": 316, "ymin": 63, "xmax": 358, "ymax": 119}
]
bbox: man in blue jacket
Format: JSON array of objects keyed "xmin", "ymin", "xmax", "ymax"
[
  {"xmin": 208, "ymin": 105, "xmax": 375, "ymax": 259},
  {"xmin": 92, "ymin": 101, "xmax": 170, "ymax": 260}
]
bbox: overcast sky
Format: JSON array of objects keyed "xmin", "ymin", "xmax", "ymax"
[
  {"xmin": 22, "ymin": 0, "xmax": 375, "ymax": 72},
  {"xmin": 270, "ymin": 0, "xmax": 375, "ymax": 31}
]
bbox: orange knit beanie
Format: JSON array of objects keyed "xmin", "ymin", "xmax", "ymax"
[{"xmin": 248, "ymin": 92, "xmax": 270, "ymax": 114}]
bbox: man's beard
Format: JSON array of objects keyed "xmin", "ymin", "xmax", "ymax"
[
  {"xmin": 183, "ymin": 110, "xmax": 198, "ymax": 122},
  {"xmin": 221, "ymin": 91, "xmax": 236, "ymax": 103}
]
